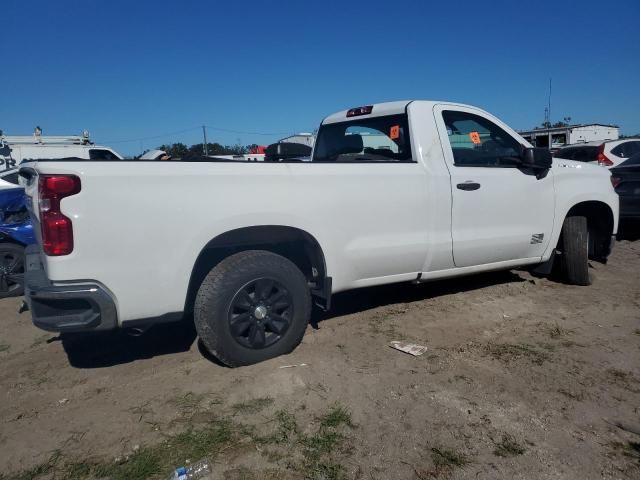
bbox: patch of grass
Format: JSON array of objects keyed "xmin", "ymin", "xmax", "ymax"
[
  {"xmin": 0, "ymin": 343, "xmax": 10, "ymax": 353},
  {"xmin": 256, "ymin": 409, "xmax": 299, "ymax": 445},
  {"xmin": 318, "ymin": 405, "xmax": 354, "ymax": 429},
  {"xmin": 232, "ymin": 396, "xmax": 274, "ymax": 414},
  {"xmin": 2, "ymin": 419, "xmax": 235, "ymax": 480},
  {"xmin": 300, "ymin": 405, "xmax": 356, "ymax": 480},
  {"xmin": 303, "ymin": 460, "xmax": 344, "ymax": 480},
  {"xmin": 3, "ymin": 404, "xmax": 356, "ymax": 480},
  {"xmin": 548, "ymin": 322, "xmax": 572, "ymax": 338},
  {"xmin": 493, "ymin": 435, "xmax": 526, "ymax": 457},
  {"xmin": 430, "ymin": 447, "xmax": 469, "ymax": 475},
  {"xmin": 484, "ymin": 342, "xmax": 550, "ymax": 365},
  {"xmin": 274, "ymin": 409, "xmax": 297, "ymax": 442},
  {"xmin": 99, "ymin": 419, "xmax": 234, "ymax": 479}
]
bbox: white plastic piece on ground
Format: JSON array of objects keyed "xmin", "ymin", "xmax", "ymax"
[
  {"xmin": 389, "ymin": 341, "xmax": 428, "ymax": 356},
  {"xmin": 279, "ymin": 363, "xmax": 308, "ymax": 369}
]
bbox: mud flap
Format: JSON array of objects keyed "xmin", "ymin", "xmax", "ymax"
[{"xmin": 530, "ymin": 250, "xmax": 556, "ymax": 275}]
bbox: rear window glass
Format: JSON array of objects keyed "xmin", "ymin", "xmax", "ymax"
[
  {"xmin": 89, "ymin": 149, "xmax": 120, "ymax": 161},
  {"xmin": 313, "ymin": 114, "xmax": 413, "ymax": 162},
  {"xmin": 555, "ymin": 146, "xmax": 598, "ymax": 162}
]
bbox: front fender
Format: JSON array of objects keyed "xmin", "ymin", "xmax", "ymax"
[{"xmin": 543, "ymin": 161, "xmax": 619, "ymax": 258}]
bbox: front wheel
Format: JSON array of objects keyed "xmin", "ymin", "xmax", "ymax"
[
  {"xmin": 194, "ymin": 250, "xmax": 311, "ymax": 367},
  {"xmin": 559, "ymin": 215, "xmax": 591, "ymax": 286},
  {"xmin": 0, "ymin": 243, "xmax": 25, "ymax": 299}
]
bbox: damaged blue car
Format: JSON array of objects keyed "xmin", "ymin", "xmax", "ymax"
[{"xmin": 0, "ymin": 186, "xmax": 34, "ymax": 298}]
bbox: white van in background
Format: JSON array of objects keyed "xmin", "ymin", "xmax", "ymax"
[{"xmin": 0, "ymin": 129, "xmax": 123, "ymax": 171}]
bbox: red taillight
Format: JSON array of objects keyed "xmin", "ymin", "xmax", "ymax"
[
  {"xmin": 597, "ymin": 144, "xmax": 613, "ymax": 166},
  {"xmin": 610, "ymin": 176, "xmax": 621, "ymax": 189},
  {"xmin": 38, "ymin": 175, "xmax": 81, "ymax": 256}
]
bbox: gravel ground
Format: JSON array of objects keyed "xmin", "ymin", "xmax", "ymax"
[{"xmin": 0, "ymin": 239, "xmax": 638, "ymax": 479}]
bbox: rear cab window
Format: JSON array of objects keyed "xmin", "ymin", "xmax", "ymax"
[{"xmin": 313, "ymin": 114, "xmax": 413, "ymax": 163}]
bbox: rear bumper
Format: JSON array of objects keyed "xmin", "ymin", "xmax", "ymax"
[{"xmin": 24, "ymin": 245, "xmax": 118, "ymax": 332}]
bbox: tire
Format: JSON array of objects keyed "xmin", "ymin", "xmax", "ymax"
[
  {"xmin": 194, "ymin": 250, "xmax": 311, "ymax": 367},
  {"xmin": 0, "ymin": 242, "xmax": 25, "ymax": 299},
  {"xmin": 560, "ymin": 216, "xmax": 591, "ymax": 286}
]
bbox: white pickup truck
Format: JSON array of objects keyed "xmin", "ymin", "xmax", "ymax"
[{"xmin": 20, "ymin": 100, "xmax": 619, "ymax": 366}]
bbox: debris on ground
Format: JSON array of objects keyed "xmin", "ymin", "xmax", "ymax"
[{"xmin": 389, "ymin": 341, "xmax": 428, "ymax": 356}]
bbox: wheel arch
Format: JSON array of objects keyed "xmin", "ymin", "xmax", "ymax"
[
  {"xmin": 562, "ymin": 200, "xmax": 615, "ymax": 261},
  {"xmin": 184, "ymin": 225, "xmax": 330, "ymax": 314}
]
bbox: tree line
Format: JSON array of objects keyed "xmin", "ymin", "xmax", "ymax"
[{"xmin": 157, "ymin": 142, "xmax": 261, "ymax": 159}]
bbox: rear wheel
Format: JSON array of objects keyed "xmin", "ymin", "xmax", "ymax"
[
  {"xmin": 560, "ymin": 216, "xmax": 591, "ymax": 285},
  {"xmin": 194, "ymin": 250, "xmax": 311, "ymax": 367},
  {"xmin": 0, "ymin": 243, "xmax": 25, "ymax": 298}
]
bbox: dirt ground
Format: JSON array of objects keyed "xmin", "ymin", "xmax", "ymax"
[{"xmin": 1, "ymin": 239, "xmax": 639, "ymax": 479}]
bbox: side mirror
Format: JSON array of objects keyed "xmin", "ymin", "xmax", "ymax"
[{"xmin": 521, "ymin": 147, "xmax": 552, "ymax": 169}]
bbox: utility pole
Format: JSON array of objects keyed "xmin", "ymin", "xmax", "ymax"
[
  {"xmin": 546, "ymin": 78, "xmax": 552, "ymax": 148},
  {"xmin": 202, "ymin": 125, "xmax": 208, "ymax": 156}
]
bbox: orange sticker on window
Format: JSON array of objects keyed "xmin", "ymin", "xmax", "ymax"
[
  {"xmin": 390, "ymin": 125, "xmax": 400, "ymax": 140},
  {"xmin": 469, "ymin": 131, "xmax": 481, "ymax": 144}
]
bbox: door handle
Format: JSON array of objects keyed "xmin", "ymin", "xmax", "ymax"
[{"xmin": 456, "ymin": 181, "xmax": 481, "ymax": 191}]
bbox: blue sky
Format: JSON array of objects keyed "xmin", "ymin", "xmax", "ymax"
[{"xmin": 3, "ymin": 0, "xmax": 639, "ymax": 156}]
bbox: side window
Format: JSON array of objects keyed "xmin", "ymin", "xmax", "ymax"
[
  {"xmin": 89, "ymin": 149, "xmax": 120, "ymax": 161},
  {"xmin": 629, "ymin": 141, "xmax": 640, "ymax": 155},
  {"xmin": 442, "ymin": 111, "xmax": 523, "ymax": 167},
  {"xmin": 611, "ymin": 144, "xmax": 624, "ymax": 156},
  {"xmin": 611, "ymin": 141, "xmax": 640, "ymax": 158}
]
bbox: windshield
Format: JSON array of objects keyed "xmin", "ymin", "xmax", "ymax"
[{"xmin": 313, "ymin": 114, "xmax": 413, "ymax": 162}]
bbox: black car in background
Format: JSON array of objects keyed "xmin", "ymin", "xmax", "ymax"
[
  {"xmin": 610, "ymin": 153, "xmax": 640, "ymax": 220},
  {"xmin": 554, "ymin": 144, "xmax": 599, "ymax": 164}
]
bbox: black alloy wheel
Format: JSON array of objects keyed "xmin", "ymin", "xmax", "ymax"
[{"xmin": 228, "ymin": 278, "xmax": 293, "ymax": 349}]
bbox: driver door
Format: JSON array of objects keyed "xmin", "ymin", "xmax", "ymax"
[{"xmin": 433, "ymin": 105, "xmax": 555, "ymax": 268}]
